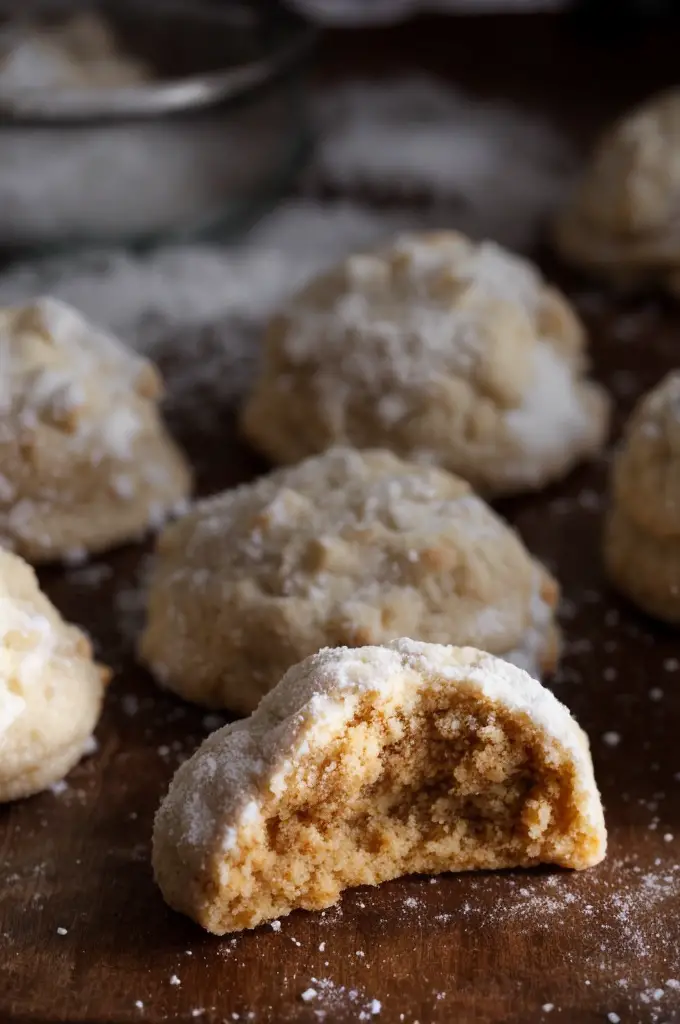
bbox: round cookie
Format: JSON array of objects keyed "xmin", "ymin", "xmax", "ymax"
[
  {"xmin": 554, "ymin": 90, "xmax": 680, "ymax": 293},
  {"xmin": 0, "ymin": 297, "xmax": 192, "ymax": 562},
  {"xmin": 153, "ymin": 639, "xmax": 607, "ymax": 934},
  {"xmin": 605, "ymin": 372, "xmax": 680, "ymax": 623},
  {"xmin": 241, "ymin": 231, "xmax": 610, "ymax": 496},
  {"xmin": 0, "ymin": 549, "xmax": 109, "ymax": 801},
  {"xmin": 140, "ymin": 447, "xmax": 561, "ymax": 715}
]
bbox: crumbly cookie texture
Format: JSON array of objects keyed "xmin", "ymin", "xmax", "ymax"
[
  {"xmin": 241, "ymin": 231, "xmax": 610, "ymax": 496},
  {"xmin": 153, "ymin": 639, "xmax": 606, "ymax": 934},
  {"xmin": 0, "ymin": 549, "xmax": 109, "ymax": 801},
  {"xmin": 554, "ymin": 90, "xmax": 680, "ymax": 293},
  {"xmin": 140, "ymin": 447, "xmax": 561, "ymax": 714},
  {"xmin": 0, "ymin": 297, "xmax": 192, "ymax": 562},
  {"xmin": 605, "ymin": 372, "xmax": 680, "ymax": 623}
]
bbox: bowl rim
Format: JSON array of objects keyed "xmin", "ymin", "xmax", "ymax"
[{"xmin": 0, "ymin": 0, "xmax": 317, "ymax": 125}]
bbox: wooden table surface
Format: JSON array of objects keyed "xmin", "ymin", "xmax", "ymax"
[{"xmin": 2, "ymin": 13, "xmax": 680, "ymax": 1024}]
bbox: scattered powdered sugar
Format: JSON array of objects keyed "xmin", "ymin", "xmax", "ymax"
[
  {"xmin": 0, "ymin": 76, "xmax": 573, "ymax": 429},
  {"xmin": 312, "ymin": 77, "xmax": 573, "ymax": 249},
  {"xmin": 299, "ymin": 979, "xmax": 382, "ymax": 1020},
  {"xmin": 113, "ymin": 554, "xmax": 154, "ymax": 653},
  {"xmin": 0, "ymin": 202, "xmax": 404, "ymax": 426},
  {"xmin": 64, "ymin": 562, "xmax": 113, "ymax": 588}
]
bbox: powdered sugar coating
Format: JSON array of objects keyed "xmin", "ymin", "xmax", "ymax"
[
  {"xmin": 0, "ymin": 548, "xmax": 108, "ymax": 801},
  {"xmin": 141, "ymin": 448, "xmax": 560, "ymax": 713},
  {"xmin": 555, "ymin": 90, "xmax": 680, "ymax": 292},
  {"xmin": 611, "ymin": 371, "xmax": 680, "ymax": 540},
  {"xmin": 153, "ymin": 640, "xmax": 606, "ymax": 933},
  {"xmin": 242, "ymin": 231, "xmax": 610, "ymax": 496},
  {"xmin": 0, "ymin": 297, "xmax": 191, "ymax": 561},
  {"xmin": 605, "ymin": 371, "xmax": 680, "ymax": 623}
]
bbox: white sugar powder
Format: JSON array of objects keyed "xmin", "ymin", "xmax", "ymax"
[
  {"xmin": 0, "ymin": 76, "xmax": 573, "ymax": 425},
  {"xmin": 0, "ymin": 202, "xmax": 403, "ymax": 425},
  {"xmin": 312, "ymin": 77, "xmax": 573, "ymax": 249}
]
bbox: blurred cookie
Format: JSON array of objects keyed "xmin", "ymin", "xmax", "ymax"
[
  {"xmin": 0, "ymin": 549, "xmax": 109, "ymax": 802},
  {"xmin": 153, "ymin": 639, "xmax": 606, "ymax": 934},
  {"xmin": 605, "ymin": 371, "xmax": 680, "ymax": 623},
  {"xmin": 242, "ymin": 231, "xmax": 610, "ymax": 496},
  {"xmin": 140, "ymin": 447, "xmax": 560, "ymax": 714},
  {"xmin": 555, "ymin": 90, "xmax": 680, "ymax": 293},
  {"xmin": 0, "ymin": 297, "xmax": 191, "ymax": 562}
]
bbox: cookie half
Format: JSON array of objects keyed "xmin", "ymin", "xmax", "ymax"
[{"xmin": 153, "ymin": 640, "xmax": 606, "ymax": 934}]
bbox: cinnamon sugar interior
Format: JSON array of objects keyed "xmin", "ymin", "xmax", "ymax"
[{"xmin": 208, "ymin": 691, "xmax": 592, "ymax": 933}]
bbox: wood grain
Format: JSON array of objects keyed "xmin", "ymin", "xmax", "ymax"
[{"xmin": 2, "ymin": 14, "xmax": 680, "ymax": 1024}]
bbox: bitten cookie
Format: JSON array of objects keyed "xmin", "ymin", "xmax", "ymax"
[
  {"xmin": 605, "ymin": 372, "xmax": 680, "ymax": 623},
  {"xmin": 554, "ymin": 90, "xmax": 680, "ymax": 294},
  {"xmin": 0, "ymin": 297, "xmax": 192, "ymax": 562},
  {"xmin": 153, "ymin": 639, "xmax": 607, "ymax": 934},
  {"xmin": 0, "ymin": 549, "xmax": 109, "ymax": 801},
  {"xmin": 241, "ymin": 231, "xmax": 610, "ymax": 496},
  {"xmin": 140, "ymin": 447, "xmax": 561, "ymax": 714}
]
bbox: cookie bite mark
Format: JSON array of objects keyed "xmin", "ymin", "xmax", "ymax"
[{"xmin": 153, "ymin": 640, "xmax": 606, "ymax": 934}]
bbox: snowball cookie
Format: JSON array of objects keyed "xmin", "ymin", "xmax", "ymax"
[
  {"xmin": 605, "ymin": 372, "xmax": 680, "ymax": 623},
  {"xmin": 153, "ymin": 639, "xmax": 606, "ymax": 933},
  {"xmin": 0, "ymin": 549, "xmax": 109, "ymax": 801},
  {"xmin": 140, "ymin": 447, "xmax": 561, "ymax": 715},
  {"xmin": 0, "ymin": 297, "xmax": 192, "ymax": 562},
  {"xmin": 241, "ymin": 231, "xmax": 610, "ymax": 496},
  {"xmin": 555, "ymin": 91, "xmax": 680, "ymax": 293}
]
